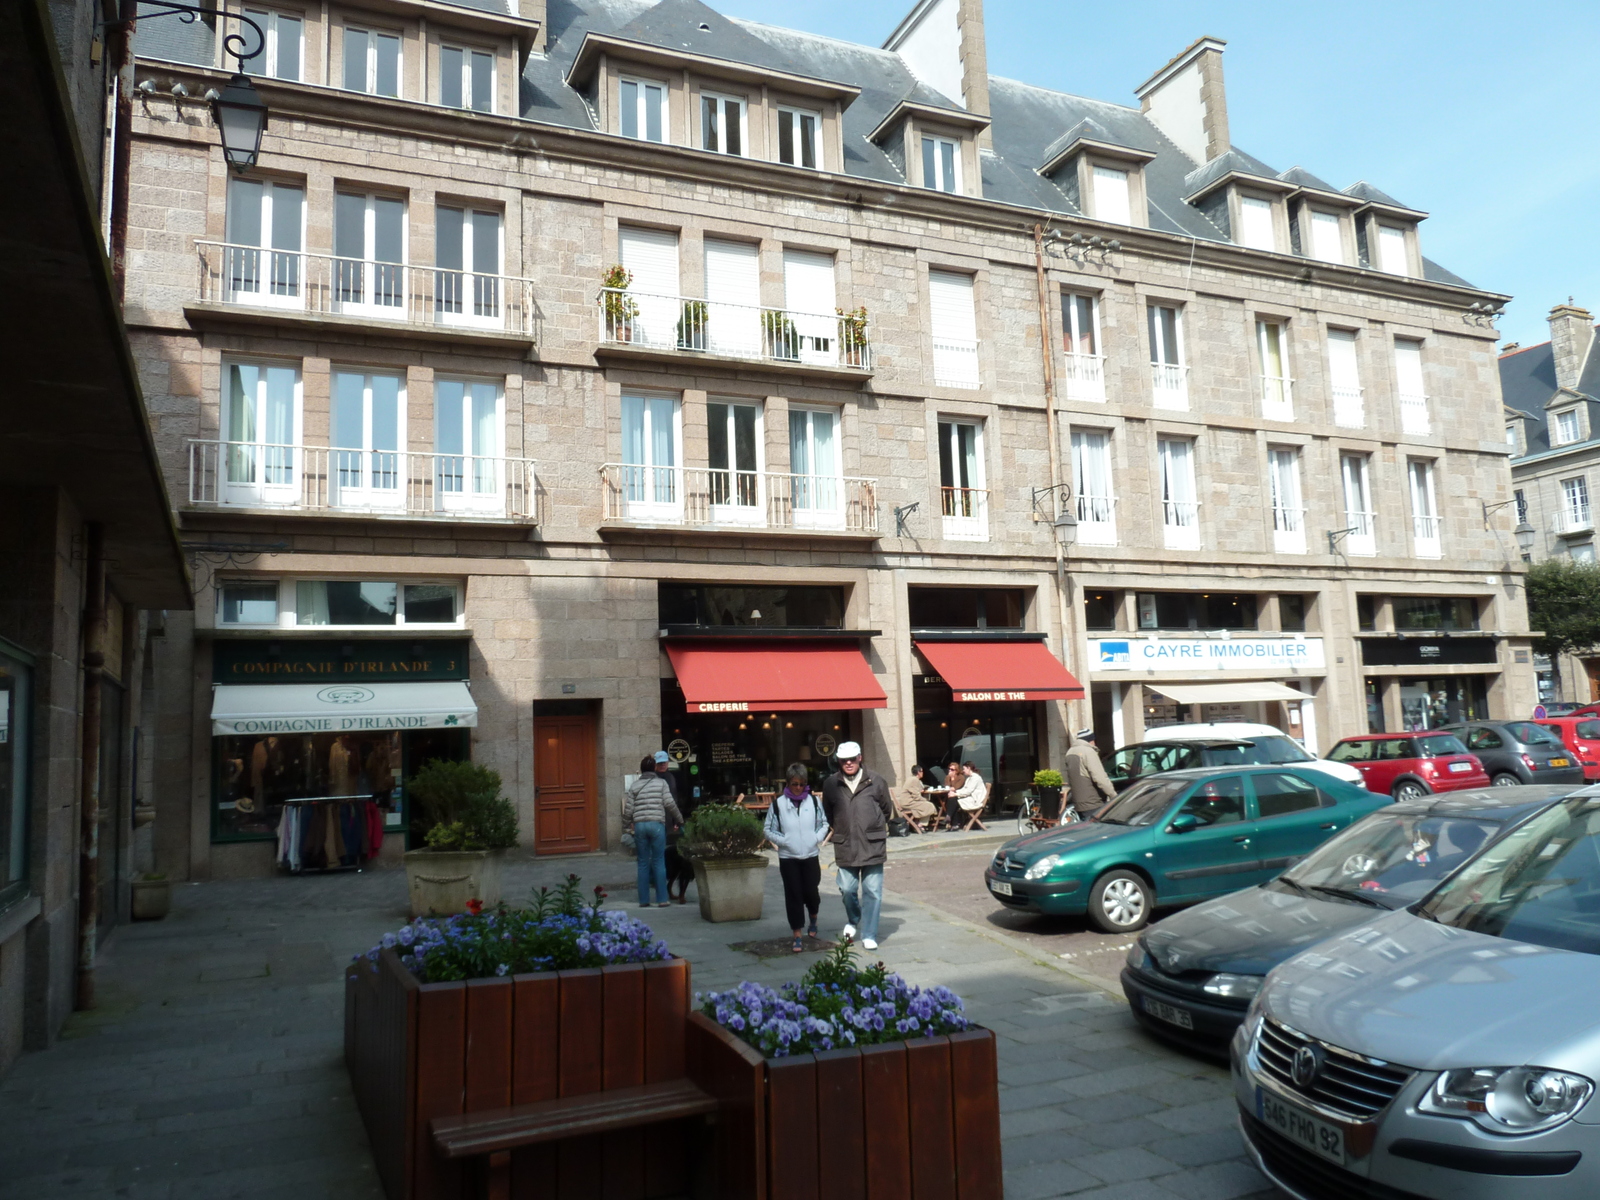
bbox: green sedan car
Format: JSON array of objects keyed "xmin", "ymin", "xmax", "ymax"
[{"xmin": 983, "ymin": 765, "xmax": 1390, "ymax": 932}]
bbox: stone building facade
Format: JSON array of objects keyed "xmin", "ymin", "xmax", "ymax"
[{"xmin": 126, "ymin": 0, "xmax": 1533, "ymax": 877}]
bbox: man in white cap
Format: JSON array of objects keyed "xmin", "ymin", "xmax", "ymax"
[{"xmin": 820, "ymin": 741, "xmax": 895, "ymax": 950}]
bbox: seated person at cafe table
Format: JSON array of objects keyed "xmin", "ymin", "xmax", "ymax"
[
  {"xmin": 896, "ymin": 764, "xmax": 939, "ymax": 833},
  {"xmin": 945, "ymin": 761, "xmax": 988, "ymax": 831}
]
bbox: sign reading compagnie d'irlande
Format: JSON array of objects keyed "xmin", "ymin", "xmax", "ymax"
[
  {"xmin": 1091, "ymin": 637, "xmax": 1326, "ymax": 672},
  {"xmin": 212, "ymin": 639, "xmax": 471, "ymax": 684}
]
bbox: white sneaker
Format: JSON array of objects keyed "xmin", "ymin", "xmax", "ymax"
[
  {"xmin": 841, "ymin": 924, "xmax": 856, "ymax": 941},
  {"xmin": 862, "ymin": 938, "xmax": 878, "ymax": 951}
]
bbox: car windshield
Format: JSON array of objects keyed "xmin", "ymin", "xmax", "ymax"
[
  {"xmin": 1418, "ymin": 796, "xmax": 1600, "ymax": 955},
  {"xmin": 1206, "ymin": 735, "xmax": 1315, "ymax": 766},
  {"xmin": 1275, "ymin": 812, "xmax": 1502, "ymax": 907},
  {"xmin": 1504, "ymin": 722, "xmax": 1563, "ymax": 746},
  {"xmin": 1095, "ymin": 776, "xmax": 1189, "ymax": 827},
  {"xmin": 1416, "ymin": 734, "xmax": 1468, "ymax": 757}
]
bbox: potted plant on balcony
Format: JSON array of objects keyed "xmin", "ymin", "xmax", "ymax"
[
  {"xmin": 403, "ymin": 760, "xmax": 517, "ymax": 917},
  {"xmin": 680, "ymin": 802, "xmax": 768, "ymax": 922},
  {"xmin": 598, "ymin": 264, "xmax": 638, "ymax": 341},
  {"xmin": 761, "ymin": 308, "xmax": 798, "ymax": 360},
  {"xmin": 677, "ymin": 298, "xmax": 707, "ymax": 350},
  {"xmin": 837, "ymin": 304, "xmax": 869, "ymax": 365}
]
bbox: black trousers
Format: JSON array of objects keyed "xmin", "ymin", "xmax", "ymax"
[{"xmin": 778, "ymin": 856, "xmax": 821, "ymax": 931}]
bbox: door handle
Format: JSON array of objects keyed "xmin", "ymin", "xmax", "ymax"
[
  {"xmin": 1233, "ymin": 836, "xmax": 1251, "ymax": 844},
  {"xmin": 1319, "ymin": 822, "xmax": 1338, "ymax": 830}
]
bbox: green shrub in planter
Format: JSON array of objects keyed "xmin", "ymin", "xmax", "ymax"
[
  {"xmin": 679, "ymin": 802, "xmax": 766, "ymax": 860},
  {"xmin": 1031, "ymin": 769, "xmax": 1064, "ymax": 790},
  {"xmin": 409, "ymin": 760, "xmax": 518, "ymax": 852}
]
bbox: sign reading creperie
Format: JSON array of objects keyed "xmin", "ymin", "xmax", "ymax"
[{"xmin": 691, "ymin": 701, "xmax": 750, "ymax": 712}]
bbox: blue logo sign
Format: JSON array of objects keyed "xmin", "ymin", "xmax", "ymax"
[{"xmin": 1099, "ymin": 641, "xmax": 1131, "ymax": 666}]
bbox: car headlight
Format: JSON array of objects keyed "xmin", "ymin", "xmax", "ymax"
[
  {"xmin": 1420, "ymin": 1067, "xmax": 1594, "ymax": 1134},
  {"xmin": 1024, "ymin": 853, "xmax": 1063, "ymax": 881},
  {"xmin": 1200, "ymin": 972, "xmax": 1263, "ymax": 1001},
  {"xmin": 1125, "ymin": 941, "xmax": 1153, "ymax": 972}
]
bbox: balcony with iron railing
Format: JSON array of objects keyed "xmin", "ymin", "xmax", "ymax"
[
  {"xmin": 1331, "ymin": 385, "xmax": 1365, "ymax": 428},
  {"xmin": 1260, "ymin": 375, "xmax": 1294, "ymax": 421},
  {"xmin": 1412, "ymin": 514, "xmax": 1442, "ymax": 559},
  {"xmin": 1341, "ymin": 510, "xmax": 1377, "ymax": 556},
  {"xmin": 596, "ymin": 289, "xmax": 872, "ymax": 375},
  {"xmin": 1399, "ymin": 391, "xmax": 1431, "ymax": 436},
  {"xmin": 187, "ymin": 439, "xmax": 538, "ymax": 522},
  {"xmin": 193, "ymin": 242, "xmax": 538, "ymax": 345},
  {"xmin": 1162, "ymin": 500, "xmax": 1200, "ymax": 550},
  {"xmin": 940, "ymin": 487, "xmax": 989, "ymax": 541},
  {"xmin": 1075, "ymin": 493, "xmax": 1117, "ymax": 546},
  {"xmin": 1151, "ymin": 362, "xmax": 1189, "ymax": 409},
  {"xmin": 1273, "ymin": 505, "xmax": 1307, "ymax": 555},
  {"xmin": 598, "ymin": 465, "xmax": 878, "ymax": 537},
  {"xmin": 1555, "ymin": 506, "xmax": 1593, "ymax": 535},
  {"xmin": 1062, "ymin": 353, "xmax": 1106, "ymax": 402}
]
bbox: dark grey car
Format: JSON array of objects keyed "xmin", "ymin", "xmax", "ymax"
[{"xmin": 1437, "ymin": 719, "xmax": 1585, "ymax": 787}]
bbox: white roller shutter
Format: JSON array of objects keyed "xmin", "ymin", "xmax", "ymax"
[
  {"xmin": 619, "ymin": 226, "xmax": 680, "ymax": 347},
  {"xmin": 1327, "ymin": 330, "xmax": 1360, "ymax": 388},
  {"xmin": 1394, "ymin": 339, "xmax": 1425, "ymax": 395},
  {"xmin": 929, "ymin": 270, "xmax": 978, "ymax": 386},
  {"xmin": 704, "ymin": 237, "xmax": 760, "ymax": 356},
  {"xmin": 784, "ymin": 249, "xmax": 837, "ymax": 362}
]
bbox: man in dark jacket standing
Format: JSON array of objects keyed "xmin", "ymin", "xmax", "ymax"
[{"xmin": 820, "ymin": 741, "xmax": 895, "ymax": 951}]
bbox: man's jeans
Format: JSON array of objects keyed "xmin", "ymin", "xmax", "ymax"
[
  {"xmin": 634, "ymin": 821, "xmax": 668, "ymax": 905},
  {"xmin": 835, "ymin": 863, "xmax": 884, "ymax": 943}
]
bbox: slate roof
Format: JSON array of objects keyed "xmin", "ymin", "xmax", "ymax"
[
  {"xmin": 133, "ymin": 0, "xmax": 1480, "ymax": 287},
  {"xmin": 1501, "ymin": 328, "xmax": 1600, "ymax": 459}
]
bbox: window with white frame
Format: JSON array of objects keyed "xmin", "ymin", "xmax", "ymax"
[
  {"xmin": 929, "ymin": 270, "xmax": 979, "ymax": 388},
  {"xmin": 1071, "ymin": 429, "xmax": 1116, "ymax": 544},
  {"xmin": 1563, "ymin": 476, "xmax": 1591, "ymax": 531},
  {"xmin": 1268, "ymin": 447, "xmax": 1305, "ymax": 552},
  {"xmin": 616, "ymin": 225, "xmax": 680, "ymax": 346},
  {"xmin": 619, "ymin": 77, "xmax": 666, "ymax": 142},
  {"xmin": 435, "ymin": 206, "xmax": 502, "ymax": 324},
  {"xmin": 1555, "ymin": 409, "xmax": 1582, "ymax": 446},
  {"xmin": 1237, "ymin": 195, "xmax": 1276, "ymax": 251},
  {"xmin": 217, "ymin": 580, "xmax": 281, "ymax": 625},
  {"xmin": 621, "ymin": 393, "xmax": 680, "ymax": 511},
  {"xmin": 239, "ymin": 7, "xmax": 302, "ymax": 81},
  {"xmin": 1327, "ymin": 328, "xmax": 1364, "ymax": 426},
  {"xmin": 1091, "ymin": 165, "xmax": 1132, "ymax": 224},
  {"xmin": 333, "ymin": 191, "xmax": 405, "ymax": 313},
  {"xmin": 1148, "ymin": 304, "xmax": 1186, "ymax": 406},
  {"xmin": 703, "ymin": 237, "xmax": 761, "ymax": 357},
  {"xmin": 1408, "ymin": 459, "xmax": 1440, "ymax": 556},
  {"xmin": 783, "ymin": 249, "xmax": 839, "ymax": 365},
  {"xmin": 938, "ymin": 420, "xmax": 985, "ymax": 538},
  {"xmin": 343, "ymin": 25, "xmax": 401, "ymax": 96},
  {"xmin": 788, "ymin": 407, "xmax": 841, "ymax": 518},
  {"xmin": 223, "ymin": 177, "xmax": 304, "ymax": 304},
  {"xmin": 221, "ymin": 361, "xmax": 301, "ymax": 502},
  {"xmin": 1307, "ymin": 209, "xmax": 1344, "ymax": 264},
  {"xmin": 1257, "ymin": 319, "xmax": 1292, "ymax": 417},
  {"xmin": 921, "ymin": 135, "xmax": 959, "ymax": 193},
  {"xmin": 1340, "ymin": 452, "xmax": 1375, "ymax": 555},
  {"xmin": 707, "ymin": 400, "xmax": 762, "ymax": 514},
  {"xmin": 217, "ymin": 579, "xmax": 461, "ymax": 627},
  {"xmin": 434, "ymin": 378, "xmax": 502, "ymax": 506},
  {"xmin": 701, "ymin": 91, "xmax": 746, "ymax": 156},
  {"xmin": 330, "ymin": 369, "xmax": 404, "ymax": 506},
  {"xmin": 1158, "ymin": 437, "xmax": 1199, "ymax": 548},
  {"xmin": 1506, "ymin": 422, "xmax": 1519, "ymax": 450},
  {"xmin": 441, "ymin": 45, "xmax": 493, "ymax": 112},
  {"xmin": 1394, "ymin": 338, "xmax": 1428, "ymax": 435},
  {"xmin": 1063, "ymin": 292, "xmax": 1103, "ymax": 400},
  {"xmin": 1376, "ymin": 224, "xmax": 1410, "ymax": 275},
  {"xmin": 777, "ymin": 106, "xmax": 820, "ymax": 169}
]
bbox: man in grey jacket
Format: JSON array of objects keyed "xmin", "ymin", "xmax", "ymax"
[
  {"xmin": 820, "ymin": 741, "xmax": 895, "ymax": 951},
  {"xmin": 1064, "ymin": 729, "xmax": 1117, "ymax": 821}
]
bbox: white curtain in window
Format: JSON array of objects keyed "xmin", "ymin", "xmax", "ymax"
[
  {"xmin": 1092, "ymin": 166, "xmax": 1131, "ymax": 224},
  {"xmin": 1269, "ymin": 449, "xmax": 1302, "ymax": 529},
  {"xmin": 1341, "ymin": 454, "xmax": 1371, "ymax": 519},
  {"xmin": 1071, "ymin": 430, "xmax": 1113, "ymax": 524},
  {"xmin": 1158, "ymin": 438, "xmax": 1196, "ymax": 523},
  {"xmin": 621, "ymin": 395, "xmax": 677, "ymax": 504},
  {"xmin": 789, "ymin": 408, "xmax": 838, "ymax": 511},
  {"xmin": 1309, "ymin": 210, "xmax": 1343, "ymax": 263},
  {"xmin": 1378, "ymin": 226, "xmax": 1409, "ymax": 275}
]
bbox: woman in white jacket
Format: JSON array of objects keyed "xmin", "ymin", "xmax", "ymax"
[{"xmin": 763, "ymin": 764, "xmax": 830, "ymax": 953}]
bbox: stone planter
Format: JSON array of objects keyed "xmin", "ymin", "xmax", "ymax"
[
  {"xmin": 345, "ymin": 950, "xmax": 691, "ymax": 1200},
  {"xmin": 691, "ymin": 855, "xmax": 767, "ymax": 922},
  {"xmin": 402, "ymin": 847, "xmax": 502, "ymax": 917},
  {"xmin": 129, "ymin": 878, "xmax": 171, "ymax": 921}
]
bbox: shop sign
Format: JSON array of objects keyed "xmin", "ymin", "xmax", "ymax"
[
  {"xmin": 1092, "ymin": 637, "xmax": 1326, "ymax": 672},
  {"xmin": 213, "ymin": 639, "xmax": 470, "ymax": 683},
  {"xmin": 666, "ymin": 739, "xmax": 692, "ymax": 762},
  {"xmin": 689, "ymin": 701, "xmax": 749, "ymax": 712},
  {"xmin": 814, "ymin": 733, "xmax": 837, "ymax": 758},
  {"xmin": 710, "ymin": 743, "xmax": 750, "ymax": 765}
]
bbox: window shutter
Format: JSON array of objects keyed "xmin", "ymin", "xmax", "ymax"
[
  {"xmin": 928, "ymin": 271, "xmax": 976, "ymax": 342},
  {"xmin": 1393, "ymin": 340, "xmax": 1425, "ymax": 396},
  {"xmin": 1310, "ymin": 211, "xmax": 1343, "ymax": 263},
  {"xmin": 1238, "ymin": 196, "xmax": 1275, "ymax": 250},
  {"xmin": 1378, "ymin": 226, "xmax": 1409, "ymax": 274},
  {"xmin": 1327, "ymin": 330, "xmax": 1360, "ymax": 388},
  {"xmin": 704, "ymin": 238, "xmax": 759, "ymax": 306},
  {"xmin": 784, "ymin": 249, "xmax": 835, "ymax": 344},
  {"xmin": 1091, "ymin": 166, "xmax": 1131, "ymax": 224},
  {"xmin": 619, "ymin": 226, "xmax": 680, "ymax": 297}
]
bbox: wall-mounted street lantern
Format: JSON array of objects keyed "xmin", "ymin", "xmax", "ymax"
[
  {"xmin": 1483, "ymin": 498, "xmax": 1537, "ymax": 559},
  {"xmin": 1031, "ymin": 484, "xmax": 1078, "ymax": 547}
]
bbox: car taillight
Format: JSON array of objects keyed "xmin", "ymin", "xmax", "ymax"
[
  {"xmin": 1419, "ymin": 759, "xmax": 1437, "ymax": 775},
  {"xmin": 1522, "ymin": 753, "xmax": 1538, "ymax": 770}
]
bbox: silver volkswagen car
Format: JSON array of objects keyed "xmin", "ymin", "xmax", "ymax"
[{"xmin": 1233, "ymin": 787, "xmax": 1600, "ymax": 1198}]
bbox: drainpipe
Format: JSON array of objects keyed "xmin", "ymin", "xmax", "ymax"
[
  {"xmin": 1032, "ymin": 224, "xmax": 1080, "ymax": 737},
  {"xmin": 76, "ymin": 523, "xmax": 107, "ymax": 1011},
  {"xmin": 107, "ymin": 1, "xmax": 136, "ymax": 300}
]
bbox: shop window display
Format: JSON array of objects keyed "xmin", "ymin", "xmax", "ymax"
[
  {"xmin": 1134, "ymin": 591, "xmax": 1257, "ymax": 631},
  {"xmin": 658, "ymin": 583, "xmax": 843, "ymax": 629},
  {"xmin": 1393, "ymin": 596, "xmax": 1478, "ymax": 632},
  {"xmin": 1399, "ymin": 677, "xmax": 1488, "ymax": 731},
  {"xmin": 1084, "ymin": 590, "xmax": 1120, "ymax": 631},
  {"xmin": 908, "ymin": 587, "xmax": 1023, "ymax": 629},
  {"xmin": 1279, "ymin": 594, "xmax": 1309, "ymax": 632},
  {"xmin": 660, "ymin": 680, "xmax": 846, "ymax": 799}
]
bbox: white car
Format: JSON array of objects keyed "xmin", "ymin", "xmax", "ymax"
[{"xmin": 1139, "ymin": 722, "xmax": 1364, "ymax": 786}]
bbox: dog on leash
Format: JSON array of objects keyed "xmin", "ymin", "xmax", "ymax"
[{"xmin": 664, "ymin": 842, "xmax": 695, "ymax": 904}]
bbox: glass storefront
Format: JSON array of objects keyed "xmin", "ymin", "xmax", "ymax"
[
  {"xmin": 0, "ymin": 647, "xmax": 31, "ymax": 908},
  {"xmin": 1398, "ymin": 676, "xmax": 1489, "ymax": 731},
  {"xmin": 660, "ymin": 680, "xmax": 847, "ymax": 799},
  {"xmin": 911, "ymin": 678, "xmax": 1037, "ymax": 808}
]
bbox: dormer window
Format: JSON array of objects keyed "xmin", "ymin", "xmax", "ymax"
[
  {"xmin": 240, "ymin": 7, "xmax": 302, "ymax": 82},
  {"xmin": 440, "ymin": 45, "xmax": 493, "ymax": 113},
  {"xmin": 1237, "ymin": 195, "xmax": 1276, "ymax": 251},
  {"xmin": 343, "ymin": 25, "xmax": 401, "ymax": 97},
  {"xmin": 922, "ymin": 135, "xmax": 959, "ymax": 193},
  {"xmin": 620, "ymin": 77, "xmax": 666, "ymax": 142},
  {"xmin": 778, "ymin": 106, "xmax": 821, "ymax": 169},
  {"xmin": 1306, "ymin": 209, "xmax": 1345, "ymax": 263},
  {"xmin": 701, "ymin": 91, "xmax": 746, "ymax": 156},
  {"xmin": 1376, "ymin": 224, "xmax": 1409, "ymax": 275},
  {"xmin": 1555, "ymin": 409, "xmax": 1582, "ymax": 445},
  {"xmin": 1090, "ymin": 166, "xmax": 1131, "ymax": 224}
]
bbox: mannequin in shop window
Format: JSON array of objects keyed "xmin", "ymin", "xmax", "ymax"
[
  {"xmin": 329, "ymin": 734, "xmax": 358, "ymax": 796},
  {"xmin": 247, "ymin": 736, "xmax": 286, "ymax": 815}
]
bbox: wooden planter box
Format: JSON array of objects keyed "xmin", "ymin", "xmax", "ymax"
[
  {"xmin": 345, "ymin": 950, "xmax": 690, "ymax": 1200},
  {"xmin": 684, "ymin": 1011, "xmax": 1002, "ymax": 1200}
]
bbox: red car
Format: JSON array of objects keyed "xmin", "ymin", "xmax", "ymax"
[
  {"xmin": 1536, "ymin": 716, "xmax": 1600, "ymax": 781},
  {"xmin": 1325, "ymin": 732, "xmax": 1490, "ymax": 800}
]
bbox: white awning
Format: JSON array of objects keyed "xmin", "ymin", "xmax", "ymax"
[
  {"xmin": 211, "ymin": 682, "xmax": 477, "ymax": 737},
  {"xmin": 1148, "ymin": 681, "xmax": 1308, "ymax": 705}
]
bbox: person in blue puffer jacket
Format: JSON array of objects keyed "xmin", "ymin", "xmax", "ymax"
[{"xmin": 763, "ymin": 763, "xmax": 830, "ymax": 953}]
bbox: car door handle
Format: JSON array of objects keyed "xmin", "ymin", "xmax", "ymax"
[
  {"xmin": 1233, "ymin": 836, "xmax": 1251, "ymax": 844},
  {"xmin": 1319, "ymin": 822, "xmax": 1338, "ymax": 830}
]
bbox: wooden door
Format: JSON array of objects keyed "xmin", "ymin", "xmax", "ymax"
[{"xmin": 534, "ymin": 713, "xmax": 597, "ymax": 854}]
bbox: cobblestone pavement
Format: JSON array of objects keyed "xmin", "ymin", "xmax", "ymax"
[{"xmin": 0, "ymin": 849, "xmax": 1277, "ymax": 1200}]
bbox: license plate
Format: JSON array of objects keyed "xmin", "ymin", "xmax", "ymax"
[
  {"xmin": 1141, "ymin": 995, "xmax": 1194, "ymax": 1029},
  {"xmin": 1257, "ymin": 1089, "xmax": 1346, "ymax": 1165},
  {"xmin": 1448, "ymin": 762, "xmax": 1473, "ymax": 773},
  {"xmin": 990, "ymin": 880, "xmax": 1013, "ymax": 896},
  {"xmin": 1551, "ymin": 758, "xmax": 1571, "ymax": 768}
]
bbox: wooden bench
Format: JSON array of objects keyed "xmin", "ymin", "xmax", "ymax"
[{"xmin": 432, "ymin": 1079, "xmax": 719, "ymax": 1199}]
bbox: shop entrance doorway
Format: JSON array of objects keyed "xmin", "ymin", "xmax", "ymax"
[{"xmin": 534, "ymin": 708, "xmax": 597, "ymax": 854}]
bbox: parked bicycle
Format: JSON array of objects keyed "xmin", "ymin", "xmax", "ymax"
[{"xmin": 1015, "ymin": 792, "xmax": 1079, "ymax": 835}]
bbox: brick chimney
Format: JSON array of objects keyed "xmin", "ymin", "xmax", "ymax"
[
  {"xmin": 1549, "ymin": 301, "xmax": 1596, "ymax": 390},
  {"xmin": 883, "ymin": 0, "xmax": 993, "ymax": 146},
  {"xmin": 1135, "ymin": 37, "xmax": 1229, "ymax": 165}
]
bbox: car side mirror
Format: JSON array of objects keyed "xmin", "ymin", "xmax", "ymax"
[{"xmin": 1168, "ymin": 813, "xmax": 1199, "ymax": 834}]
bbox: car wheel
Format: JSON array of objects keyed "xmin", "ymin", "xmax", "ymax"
[
  {"xmin": 1492, "ymin": 773, "xmax": 1521, "ymax": 787},
  {"xmin": 1393, "ymin": 781, "xmax": 1428, "ymax": 802},
  {"xmin": 1088, "ymin": 870, "xmax": 1152, "ymax": 933}
]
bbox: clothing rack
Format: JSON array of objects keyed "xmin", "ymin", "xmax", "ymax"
[{"xmin": 275, "ymin": 795, "xmax": 387, "ymax": 875}]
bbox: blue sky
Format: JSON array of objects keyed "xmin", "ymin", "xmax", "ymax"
[{"xmin": 719, "ymin": 0, "xmax": 1600, "ymax": 351}]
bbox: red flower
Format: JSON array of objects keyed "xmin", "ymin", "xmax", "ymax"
[{"xmin": 465, "ymin": 898, "xmax": 484, "ymax": 916}]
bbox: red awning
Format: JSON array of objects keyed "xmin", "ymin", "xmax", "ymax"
[
  {"xmin": 914, "ymin": 639, "xmax": 1084, "ymax": 703},
  {"xmin": 664, "ymin": 640, "xmax": 888, "ymax": 713}
]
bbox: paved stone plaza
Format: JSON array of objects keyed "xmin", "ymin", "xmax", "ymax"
[{"xmin": 0, "ymin": 843, "xmax": 1275, "ymax": 1200}]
